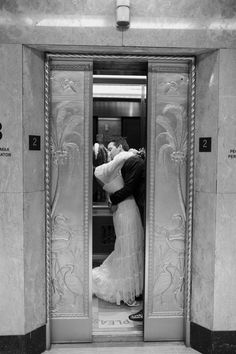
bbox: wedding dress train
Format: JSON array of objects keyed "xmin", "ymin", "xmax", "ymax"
[{"xmin": 92, "ymin": 151, "xmax": 144, "ymax": 305}]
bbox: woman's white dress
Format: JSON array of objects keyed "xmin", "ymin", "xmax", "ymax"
[{"xmin": 92, "ymin": 151, "xmax": 144, "ymax": 305}]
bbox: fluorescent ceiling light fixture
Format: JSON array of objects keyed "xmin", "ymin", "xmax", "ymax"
[
  {"xmin": 130, "ymin": 18, "xmax": 236, "ymax": 30},
  {"xmin": 36, "ymin": 16, "xmax": 108, "ymax": 27},
  {"xmin": 93, "ymin": 84, "xmax": 146, "ymax": 98},
  {"xmin": 94, "ymin": 75, "xmax": 147, "ymax": 80}
]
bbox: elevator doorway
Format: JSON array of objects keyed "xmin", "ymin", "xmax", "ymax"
[
  {"xmin": 46, "ymin": 55, "xmax": 195, "ymax": 344},
  {"xmin": 92, "ymin": 74, "xmax": 147, "ymax": 341}
]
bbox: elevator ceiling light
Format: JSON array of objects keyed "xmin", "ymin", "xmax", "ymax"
[{"xmin": 93, "ymin": 83, "xmax": 146, "ymax": 99}]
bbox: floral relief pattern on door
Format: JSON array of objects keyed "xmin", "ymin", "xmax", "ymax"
[
  {"xmin": 50, "ymin": 70, "xmax": 88, "ymax": 317},
  {"xmin": 150, "ymin": 71, "xmax": 189, "ymax": 316}
]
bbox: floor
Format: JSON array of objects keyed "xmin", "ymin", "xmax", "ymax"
[
  {"xmin": 92, "ymin": 296, "xmax": 143, "ymax": 340},
  {"xmin": 44, "ymin": 342, "xmax": 199, "ymax": 354},
  {"xmin": 46, "ymin": 297, "xmax": 200, "ymax": 353}
]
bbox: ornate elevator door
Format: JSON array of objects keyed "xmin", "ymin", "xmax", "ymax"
[
  {"xmin": 144, "ymin": 61, "xmax": 193, "ymax": 341},
  {"xmin": 48, "ymin": 59, "xmax": 93, "ymax": 342},
  {"xmin": 46, "ymin": 55, "xmax": 194, "ymax": 344}
]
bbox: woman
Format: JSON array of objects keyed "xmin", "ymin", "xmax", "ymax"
[{"xmin": 92, "ymin": 150, "xmax": 144, "ymax": 306}]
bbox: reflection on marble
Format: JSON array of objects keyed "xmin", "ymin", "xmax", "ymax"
[
  {"xmin": 0, "ymin": 0, "xmax": 115, "ymax": 16},
  {"xmin": 0, "ymin": 44, "xmax": 23, "ymax": 193},
  {"xmin": 23, "ymin": 46, "xmax": 45, "ymax": 193},
  {"xmin": 0, "ymin": 26, "xmax": 122, "ymax": 47},
  {"xmin": 191, "ymin": 191, "xmax": 216, "ymax": 329},
  {"xmin": 1, "ymin": 0, "xmax": 236, "ymax": 21},
  {"xmin": 214, "ymin": 193, "xmax": 236, "ymax": 330},
  {"xmin": 0, "ymin": 44, "xmax": 46, "ymax": 335},
  {"xmin": 130, "ymin": 0, "xmax": 236, "ymax": 18},
  {"xmin": 217, "ymin": 50, "xmax": 236, "ymax": 193},
  {"xmin": 192, "ymin": 49, "xmax": 236, "ymax": 333},
  {"xmin": 219, "ymin": 49, "xmax": 236, "ymax": 97},
  {"xmin": 0, "ymin": 192, "xmax": 25, "ymax": 335},
  {"xmin": 0, "ymin": 1, "xmax": 236, "ymax": 47},
  {"xmin": 212, "ymin": 49, "xmax": 236, "ymax": 331},
  {"xmin": 123, "ymin": 28, "xmax": 236, "ymax": 49},
  {"xmin": 195, "ymin": 51, "xmax": 219, "ymax": 193},
  {"xmin": 218, "ymin": 97, "xmax": 236, "ymax": 193},
  {"xmin": 24, "ymin": 191, "xmax": 46, "ymax": 333}
]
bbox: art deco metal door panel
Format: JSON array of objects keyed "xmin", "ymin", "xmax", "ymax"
[
  {"xmin": 45, "ymin": 55, "xmax": 194, "ymax": 345},
  {"xmin": 144, "ymin": 61, "xmax": 193, "ymax": 341},
  {"xmin": 47, "ymin": 60, "xmax": 93, "ymax": 342}
]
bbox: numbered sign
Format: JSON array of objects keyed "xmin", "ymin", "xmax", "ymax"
[
  {"xmin": 199, "ymin": 137, "xmax": 211, "ymax": 152},
  {"xmin": 29, "ymin": 135, "xmax": 41, "ymax": 150}
]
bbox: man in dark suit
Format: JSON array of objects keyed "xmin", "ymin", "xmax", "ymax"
[{"xmin": 107, "ymin": 136, "xmax": 145, "ymax": 321}]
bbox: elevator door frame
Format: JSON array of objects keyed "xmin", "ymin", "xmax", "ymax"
[{"xmin": 45, "ymin": 54, "xmax": 195, "ymax": 348}]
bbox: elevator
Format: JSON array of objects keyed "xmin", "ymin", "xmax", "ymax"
[
  {"xmin": 92, "ymin": 73, "xmax": 146, "ymax": 341},
  {"xmin": 45, "ymin": 55, "xmax": 195, "ymax": 344}
]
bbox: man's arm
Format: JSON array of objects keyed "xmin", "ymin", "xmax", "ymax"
[{"xmin": 109, "ymin": 157, "xmax": 143, "ymax": 205}]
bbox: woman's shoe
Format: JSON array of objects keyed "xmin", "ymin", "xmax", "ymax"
[{"xmin": 124, "ymin": 300, "xmax": 140, "ymax": 307}]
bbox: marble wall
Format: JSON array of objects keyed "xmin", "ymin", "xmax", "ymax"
[
  {"xmin": 22, "ymin": 46, "xmax": 45, "ymax": 334},
  {"xmin": 0, "ymin": 44, "xmax": 25, "ymax": 335},
  {"xmin": 0, "ymin": 0, "xmax": 235, "ymax": 50},
  {"xmin": 0, "ymin": 44, "xmax": 45, "ymax": 335},
  {"xmin": 192, "ymin": 49, "xmax": 236, "ymax": 331},
  {"xmin": 214, "ymin": 49, "xmax": 236, "ymax": 331},
  {"xmin": 192, "ymin": 50, "xmax": 220, "ymax": 330},
  {"xmin": 0, "ymin": 0, "xmax": 236, "ymax": 339}
]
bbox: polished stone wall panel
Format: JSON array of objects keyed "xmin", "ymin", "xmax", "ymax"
[
  {"xmin": 1, "ymin": 0, "xmax": 236, "ymax": 19},
  {"xmin": 214, "ymin": 193, "xmax": 236, "ymax": 330},
  {"xmin": 0, "ymin": 0, "xmax": 236, "ymax": 48},
  {"xmin": 217, "ymin": 97, "xmax": 236, "ymax": 193},
  {"xmin": 0, "ymin": 0, "xmax": 115, "ymax": 16},
  {"xmin": 130, "ymin": 0, "xmax": 236, "ymax": 18},
  {"xmin": 22, "ymin": 46, "xmax": 46, "ymax": 333},
  {"xmin": 194, "ymin": 51, "xmax": 219, "ymax": 194},
  {"xmin": 192, "ymin": 49, "xmax": 236, "ymax": 333},
  {"xmin": 0, "ymin": 44, "xmax": 23, "ymax": 193},
  {"xmin": 0, "ymin": 44, "xmax": 46, "ymax": 336},
  {"xmin": 123, "ymin": 29, "xmax": 236, "ymax": 49},
  {"xmin": 217, "ymin": 49, "xmax": 236, "ymax": 194},
  {"xmin": 0, "ymin": 192, "xmax": 25, "ymax": 335},
  {"xmin": 219, "ymin": 49, "xmax": 236, "ymax": 97},
  {"xmin": 0, "ymin": 26, "xmax": 121, "ymax": 47},
  {"xmin": 191, "ymin": 191, "xmax": 216, "ymax": 329},
  {"xmin": 212, "ymin": 49, "xmax": 236, "ymax": 331},
  {"xmin": 0, "ymin": 44, "xmax": 25, "ymax": 335},
  {"xmin": 24, "ymin": 191, "xmax": 46, "ymax": 333},
  {"xmin": 23, "ymin": 46, "xmax": 44, "ymax": 193}
]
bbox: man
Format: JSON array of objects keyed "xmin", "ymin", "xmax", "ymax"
[{"xmin": 107, "ymin": 136, "xmax": 145, "ymax": 321}]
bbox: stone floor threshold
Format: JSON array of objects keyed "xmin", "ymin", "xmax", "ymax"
[{"xmin": 44, "ymin": 341, "xmax": 200, "ymax": 353}]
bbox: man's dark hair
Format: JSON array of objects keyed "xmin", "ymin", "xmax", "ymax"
[{"xmin": 108, "ymin": 136, "xmax": 129, "ymax": 151}]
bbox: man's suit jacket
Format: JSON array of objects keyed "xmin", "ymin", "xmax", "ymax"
[{"xmin": 109, "ymin": 155, "xmax": 146, "ymax": 224}]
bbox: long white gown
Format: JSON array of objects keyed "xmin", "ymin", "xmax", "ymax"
[{"xmin": 92, "ymin": 151, "xmax": 144, "ymax": 305}]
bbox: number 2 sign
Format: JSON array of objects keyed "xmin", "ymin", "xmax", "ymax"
[
  {"xmin": 29, "ymin": 135, "xmax": 41, "ymax": 150},
  {"xmin": 199, "ymin": 137, "xmax": 211, "ymax": 152}
]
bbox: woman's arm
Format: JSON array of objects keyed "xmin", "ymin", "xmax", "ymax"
[{"xmin": 94, "ymin": 151, "xmax": 134, "ymax": 184}]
